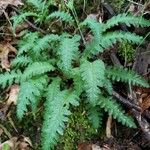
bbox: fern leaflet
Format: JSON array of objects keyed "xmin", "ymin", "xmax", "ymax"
[
  {"xmin": 101, "ymin": 31, "xmax": 143, "ymax": 50},
  {"xmin": 22, "ymin": 62, "xmax": 55, "ymax": 81},
  {"xmin": 59, "ymin": 35, "xmax": 80, "ymax": 71},
  {"xmin": 17, "ymin": 76, "xmax": 47, "ymax": 119},
  {"xmin": 0, "ymin": 70, "xmax": 21, "ymax": 88},
  {"xmin": 11, "ymin": 56, "xmax": 32, "ymax": 67},
  {"xmin": 98, "ymin": 95, "xmax": 136, "ymax": 128},
  {"xmin": 106, "ymin": 66, "xmax": 149, "ymax": 87},
  {"xmin": 103, "ymin": 13, "xmax": 150, "ymax": 31},
  {"xmin": 47, "ymin": 11, "xmax": 74, "ymax": 24},
  {"xmin": 80, "ymin": 60, "xmax": 105, "ymax": 106},
  {"xmin": 42, "ymin": 79, "xmax": 79, "ymax": 150}
]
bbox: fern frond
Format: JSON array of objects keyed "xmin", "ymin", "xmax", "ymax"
[
  {"xmin": 11, "ymin": 56, "xmax": 32, "ymax": 67},
  {"xmin": 106, "ymin": 66, "xmax": 149, "ymax": 87},
  {"xmin": 47, "ymin": 11, "xmax": 74, "ymax": 24},
  {"xmin": 42, "ymin": 79, "xmax": 79, "ymax": 150},
  {"xmin": 0, "ymin": 70, "xmax": 21, "ymax": 88},
  {"xmin": 103, "ymin": 79, "xmax": 113, "ymax": 95},
  {"xmin": 27, "ymin": 0, "xmax": 46, "ymax": 12},
  {"xmin": 22, "ymin": 62, "xmax": 55, "ymax": 81},
  {"xmin": 80, "ymin": 18, "xmax": 102, "ymax": 39},
  {"xmin": 12, "ymin": 13, "xmax": 39, "ymax": 33},
  {"xmin": 59, "ymin": 35, "xmax": 80, "ymax": 71},
  {"xmin": 33, "ymin": 34, "xmax": 60, "ymax": 55},
  {"xmin": 80, "ymin": 60, "xmax": 105, "ymax": 105},
  {"xmin": 72, "ymin": 68, "xmax": 84, "ymax": 96},
  {"xmin": 80, "ymin": 18, "xmax": 103, "ymax": 57},
  {"xmin": 101, "ymin": 31, "xmax": 143, "ymax": 50},
  {"xmin": 18, "ymin": 32, "xmax": 39, "ymax": 55},
  {"xmin": 103, "ymin": 13, "xmax": 150, "ymax": 31},
  {"xmin": 98, "ymin": 95, "xmax": 136, "ymax": 128},
  {"xmin": 17, "ymin": 76, "xmax": 47, "ymax": 119},
  {"xmin": 86, "ymin": 104, "xmax": 103, "ymax": 129}
]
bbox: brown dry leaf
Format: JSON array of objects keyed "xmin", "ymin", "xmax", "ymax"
[
  {"xmin": 7, "ymin": 85, "xmax": 19, "ymax": 105},
  {"xmin": 18, "ymin": 136, "xmax": 32, "ymax": 150},
  {"xmin": 0, "ymin": 136, "xmax": 32, "ymax": 150},
  {"xmin": 0, "ymin": 42, "xmax": 17, "ymax": 70},
  {"xmin": 92, "ymin": 144, "xmax": 102, "ymax": 150},
  {"xmin": 140, "ymin": 95, "xmax": 150, "ymax": 112},
  {"xmin": 0, "ymin": 137, "xmax": 18, "ymax": 150},
  {"xmin": 0, "ymin": 0, "xmax": 23, "ymax": 16},
  {"xmin": 78, "ymin": 143, "xmax": 92, "ymax": 150},
  {"xmin": 78, "ymin": 143, "xmax": 103, "ymax": 150}
]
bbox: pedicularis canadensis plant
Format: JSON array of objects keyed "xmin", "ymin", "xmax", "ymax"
[{"xmin": 0, "ymin": 0, "xmax": 150, "ymax": 149}]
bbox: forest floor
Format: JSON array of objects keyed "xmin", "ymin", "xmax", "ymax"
[{"xmin": 0, "ymin": 0, "xmax": 150, "ymax": 150}]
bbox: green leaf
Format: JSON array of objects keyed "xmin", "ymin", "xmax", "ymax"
[
  {"xmin": 17, "ymin": 76, "xmax": 47, "ymax": 119},
  {"xmin": 22, "ymin": 62, "xmax": 55, "ymax": 81},
  {"xmin": 103, "ymin": 13, "xmax": 150, "ymax": 31},
  {"xmin": 0, "ymin": 70, "xmax": 21, "ymax": 88},
  {"xmin": 80, "ymin": 60, "xmax": 105, "ymax": 105},
  {"xmin": 47, "ymin": 11, "xmax": 74, "ymax": 24},
  {"xmin": 59, "ymin": 35, "xmax": 80, "ymax": 71},
  {"xmin": 98, "ymin": 95, "xmax": 137, "ymax": 128},
  {"xmin": 42, "ymin": 80, "xmax": 79, "ymax": 150},
  {"xmin": 106, "ymin": 66, "xmax": 149, "ymax": 88}
]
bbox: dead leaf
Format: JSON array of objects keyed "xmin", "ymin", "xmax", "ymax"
[
  {"xmin": 0, "ymin": 137, "xmax": 18, "ymax": 150},
  {"xmin": 17, "ymin": 136, "xmax": 32, "ymax": 150},
  {"xmin": 7, "ymin": 85, "xmax": 19, "ymax": 105},
  {"xmin": 0, "ymin": 136, "xmax": 32, "ymax": 150},
  {"xmin": 0, "ymin": 42, "xmax": 17, "ymax": 70},
  {"xmin": 78, "ymin": 143, "xmax": 103, "ymax": 150},
  {"xmin": 92, "ymin": 144, "xmax": 102, "ymax": 150},
  {"xmin": 0, "ymin": 0, "xmax": 23, "ymax": 16},
  {"xmin": 140, "ymin": 95, "xmax": 150, "ymax": 112},
  {"xmin": 78, "ymin": 143, "xmax": 92, "ymax": 150}
]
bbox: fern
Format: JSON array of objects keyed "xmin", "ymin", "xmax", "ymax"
[
  {"xmin": 42, "ymin": 79, "xmax": 79, "ymax": 150},
  {"xmin": 103, "ymin": 13, "xmax": 150, "ymax": 31},
  {"xmin": 3, "ymin": 6, "xmax": 149, "ymax": 150},
  {"xmin": 86, "ymin": 104, "xmax": 103, "ymax": 129},
  {"xmin": 12, "ymin": 13, "xmax": 39, "ymax": 33},
  {"xmin": 58, "ymin": 35, "xmax": 80, "ymax": 71},
  {"xmin": 47, "ymin": 11, "xmax": 74, "ymax": 24},
  {"xmin": 27, "ymin": 0, "xmax": 46, "ymax": 12},
  {"xmin": 106, "ymin": 66, "xmax": 149, "ymax": 88},
  {"xmin": 22, "ymin": 62, "xmax": 55, "ymax": 81},
  {"xmin": 17, "ymin": 76, "xmax": 47, "ymax": 119},
  {"xmin": 0, "ymin": 70, "xmax": 21, "ymax": 88},
  {"xmin": 18, "ymin": 32, "xmax": 39, "ymax": 55},
  {"xmin": 81, "ymin": 18, "xmax": 104, "ymax": 57},
  {"xmin": 72, "ymin": 67, "xmax": 84, "ymax": 96},
  {"xmin": 32, "ymin": 34, "xmax": 60, "ymax": 55},
  {"xmin": 98, "ymin": 95, "xmax": 136, "ymax": 128},
  {"xmin": 101, "ymin": 31, "xmax": 143, "ymax": 50},
  {"xmin": 80, "ymin": 60, "xmax": 105, "ymax": 106},
  {"xmin": 11, "ymin": 56, "xmax": 32, "ymax": 67}
]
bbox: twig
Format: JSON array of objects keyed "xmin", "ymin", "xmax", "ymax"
[
  {"xmin": 112, "ymin": 91, "xmax": 141, "ymax": 111},
  {"xmin": 0, "ymin": 124, "xmax": 12, "ymax": 138},
  {"xmin": 132, "ymin": 109, "xmax": 150, "ymax": 141},
  {"xmin": 110, "ymin": 50, "xmax": 122, "ymax": 66},
  {"xmin": 106, "ymin": 115, "xmax": 113, "ymax": 138},
  {"xmin": 25, "ymin": 19, "xmax": 46, "ymax": 34}
]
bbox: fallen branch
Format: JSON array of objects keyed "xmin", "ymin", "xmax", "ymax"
[{"xmin": 112, "ymin": 91, "xmax": 141, "ymax": 111}]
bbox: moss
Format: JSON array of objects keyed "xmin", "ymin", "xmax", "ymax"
[
  {"xmin": 58, "ymin": 106, "xmax": 97, "ymax": 150},
  {"xmin": 118, "ymin": 42, "xmax": 135, "ymax": 63}
]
